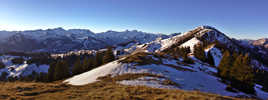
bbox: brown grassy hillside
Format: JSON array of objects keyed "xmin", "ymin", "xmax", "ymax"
[{"xmin": 0, "ymin": 80, "xmax": 255, "ymax": 100}]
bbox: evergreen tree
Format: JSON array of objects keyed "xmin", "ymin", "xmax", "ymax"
[
  {"xmin": 53, "ymin": 61, "xmax": 61, "ymax": 81},
  {"xmin": 48, "ymin": 62, "xmax": 56, "ymax": 81},
  {"xmin": 0, "ymin": 61, "xmax": 5, "ymax": 69},
  {"xmin": 263, "ymin": 75, "xmax": 268, "ymax": 91},
  {"xmin": 218, "ymin": 50, "xmax": 233, "ymax": 79},
  {"xmin": 230, "ymin": 54, "xmax": 244, "ymax": 80},
  {"xmin": 82, "ymin": 58, "xmax": 90, "ymax": 71},
  {"xmin": 11, "ymin": 58, "xmax": 24, "ymax": 64},
  {"xmin": 232, "ymin": 52, "xmax": 239, "ymax": 59},
  {"xmin": 37, "ymin": 72, "xmax": 48, "ymax": 82},
  {"xmin": 31, "ymin": 71, "xmax": 38, "ymax": 81},
  {"xmin": 240, "ymin": 54, "xmax": 254, "ymax": 83},
  {"xmin": 193, "ymin": 44, "xmax": 206, "ymax": 62},
  {"xmin": 180, "ymin": 47, "xmax": 190, "ymax": 57},
  {"xmin": 92, "ymin": 57, "xmax": 98, "ymax": 68},
  {"xmin": 103, "ymin": 47, "xmax": 115, "ymax": 64},
  {"xmin": 185, "ymin": 47, "xmax": 191, "ymax": 54},
  {"xmin": 95, "ymin": 52, "xmax": 104, "ymax": 66},
  {"xmin": 54, "ymin": 61, "xmax": 70, "ymax": 80},
  {"xmin": 0, "ymin": 72, "xmax": 8, "ymax": 81},
  {"xmin": 230, "ymin": 53, "xmax": 255, "ymax": 94},
  {"xmin": 82, "ymin": 57, "xmax": 95, "ymax": 71},
  {"xmin": 72, "ymin": 58, "xmax": 83, "ymax": 75},
  {"xmin": 207, "ymin": 51, "xmax": 215, "ymax": 66},
  {"xmin": 183, "ymin": 56, "xmax": 194, "ymax": 64},
  {"xmin": 181, "ymin": 47, "xmax": 194, "ymax": 64},
  {"xmin": 61, "ymin": 60, "xmax": 70, "ymax": 78}
]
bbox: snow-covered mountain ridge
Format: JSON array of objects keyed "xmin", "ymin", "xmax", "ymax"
[
  {"xmin": 119, "ymin": 26, "xmax": 239, "ymax": 54},
  {"xmin": 0, "ymin": 28, "xmax": 170, "ymax": 53},
  {"xmin": 64, "ymin": 26, "xmax": 268, "ymax": 99}
]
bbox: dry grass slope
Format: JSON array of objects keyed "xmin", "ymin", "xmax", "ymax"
[
  {"xmin": 0, "ymin": 79, "xmax": 255, "ymax": 100},
  {"xmin": 119, "ymin": 52, "xmax": 162, "ymax": 65}
]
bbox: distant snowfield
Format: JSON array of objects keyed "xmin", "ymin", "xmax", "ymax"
[{"xmin": 0, "ymin": 55, "xmax": 49, "ymax": 77}]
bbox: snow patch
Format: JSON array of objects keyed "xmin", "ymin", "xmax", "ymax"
[
  {"xmin": 180, "ymin": 37, "xmax": 200, "ymax": 52},
  {"xmin": 0, "ymin": 55, "xmax": 49, "ymax": 78},
  {"xmin": 205, "ymin": 46, "xmax": 223, "ymax": 66},
  {"xmin": 64, "ymin": 58, "xmax": 253, "ymax": 98},
  {"xmin": 255, "ymin": 84, "xmax": 268, "ymax": 100}
]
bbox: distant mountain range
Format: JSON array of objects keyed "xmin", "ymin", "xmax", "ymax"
[
  {"xmin": 1, "ymin": 27, "xmax": 267, "ymax": 54},
  {"xmin": 0, "ymin": 28, "xmax": 176, "ymax": 53}
]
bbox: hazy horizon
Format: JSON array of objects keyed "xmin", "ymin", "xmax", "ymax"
[
  {"xmin": 0, "ymin": 26, "xmax": 266, "ymax": 40},
  {"xmin": 0, "ymin": 0, "xmax": 267, "ymax": 39}
]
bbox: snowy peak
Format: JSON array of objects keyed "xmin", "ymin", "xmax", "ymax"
[
  {"xmin": 166, "ymin": 26, "xmax": 239, "ymax": 50},
  {"xmin": 189, "ymin": 26, "xmax": 233, "ymax": 45},
  {"xmin": 129, "ymin": 26, "xmax": 237, "ymax": 53},
  {"xmin": 252, "ymin": 38, "xmax": 268, "ymax": 48},
  {"xmin": 68, "ymin": 29, "xmax": 95, "ymax": 35}
]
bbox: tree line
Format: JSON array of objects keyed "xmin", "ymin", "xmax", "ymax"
[
  {"xmin": 188, "ymin": 41, "xmax": 264, "ymax": 94},
  {"xmin": 47, "ymin": 47, "xmax": 115, "ymax": 82},
  {"xmin": 218, "ymin": 50, "xmax": 255, "ymax": 94},
  {"xmin": 0, "ymin": 47, "xmax": 115, "ymax": 82}
]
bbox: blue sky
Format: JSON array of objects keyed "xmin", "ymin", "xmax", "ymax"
[{"xmin": 0, "ymin": 0, "xmax": 267, "ymax": 39}]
